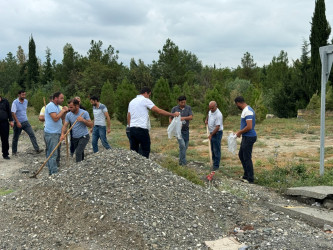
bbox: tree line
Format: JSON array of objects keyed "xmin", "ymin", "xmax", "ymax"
[{"xmin": 0, "ymin": 0, "xmax": 333, "ymax": 126}]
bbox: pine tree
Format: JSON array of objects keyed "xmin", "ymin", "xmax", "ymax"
[
  {"xmin": 27, "ymin": 35, "xmax": 39, "ymax": 89},
  {"xmin": 114, "ymin": 78, "xmax": 137, "ymax": 126},
  {"xmin": 41, "ymin": 47, "xmax": 53, "ymax": 84},
  {"xmin": 100, "ymin": 80, "xmax": 115, "ymax": 119},
  {"xmin": 152, "ymin": 77, "xmax": 172, "ymax": 126},
  {"xmin": 309, "ymin": 0, "xmax": 331, "ymax": 95}
]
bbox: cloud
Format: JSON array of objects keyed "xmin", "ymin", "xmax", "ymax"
[{"xmin": 0, "ymin": 0, "xmax": 332, "ymax": 68}]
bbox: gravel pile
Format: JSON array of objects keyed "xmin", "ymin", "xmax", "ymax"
[{"xmin": 0, "ymin": 144, "xmax": 333, "ymax": 249}]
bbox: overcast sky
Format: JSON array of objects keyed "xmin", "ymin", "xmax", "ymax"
[{"xmin": 1, "ymin": 0, "xmax": 333, "ymax": 68}]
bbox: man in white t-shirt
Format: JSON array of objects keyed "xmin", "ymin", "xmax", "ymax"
[
  {"xmin": 127, "ymin": 87, "xmax": 180, "ymax": 158},
  {"xmin": 205, "ymin": 101, "xmax": 223, "ymax": 174}
]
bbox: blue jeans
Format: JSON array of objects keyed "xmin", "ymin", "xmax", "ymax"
[
  {"xmin": 12, "ymin": 121, "xmax": 40, "ymax": 154},
  {"xmin": 210, "ymin": 130, "xmax": 223, "ymax": 171},
  {"xmin": 177, "ymin": 131, "xmax": 189, "ymax": 165},
  {"xmin": 44, "ymin": 132, "xmax": 61, "ymax": 175},
  {"xmin": 92, "ymin": 125, "xmax": 111, "ymax": 153},
  {"xmin": 239, "ymin": 136, "xmax": 257, "ymax": 182}
]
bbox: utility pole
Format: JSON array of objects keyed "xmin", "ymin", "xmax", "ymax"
[{"xmin": 319, "ymin": 45, "xmax": 333, "ymax": 176}]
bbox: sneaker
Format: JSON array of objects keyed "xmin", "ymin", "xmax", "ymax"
[{"xmin": 3, "ymin": 156, "xmax": 10, "ymax": 160}]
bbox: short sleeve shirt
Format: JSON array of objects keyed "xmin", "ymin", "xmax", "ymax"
[
  {"xmin": 240, "ymin": 105, "xmax": 256, "ymax": 137},
  {"xmin": 65, "ymin": 109, "xmax": 90, "ymax": 138},
  {"xmin": 208, "ymin": 108, "xmax": 223, "ymax": 133},
  {"xmin": 128, "ymin": 95, "xmax": 155, "ymax": 129},
  {"xmin": 11, "ymin": 98, "xmax": 28, "ymax": 123},
  {"xmin": 93, "ymin": 103, "xmax": 108, "ymax": 126},
  {"xmin": 171, "ymin": 105, "xmax": 193, "ymax": 131},
  {"xmin": 44, "ymin": 102, "xmax": 62, "ymax": 134}
]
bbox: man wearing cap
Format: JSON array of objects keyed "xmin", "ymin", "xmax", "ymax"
[{"xmin": 0, "ymin": 95, "xmax": 14, "ymax": 159}]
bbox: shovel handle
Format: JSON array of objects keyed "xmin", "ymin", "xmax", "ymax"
[{"xmin": 206, "ymin": 125, "xmax": 213, "ymax": 167}]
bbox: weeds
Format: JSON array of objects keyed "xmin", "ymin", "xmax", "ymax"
[{"xmin": 0, "ymin": 189, "xmax": 14, "ymax": 196}]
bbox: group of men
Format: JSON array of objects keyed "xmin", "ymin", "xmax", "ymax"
[
  {"xmin": 127, "ymin": 87, "xmax": 257, "ymax": 184},
  {"xmin": 0, "ymin": 88, "xmax": 257, "ymax": 183}
]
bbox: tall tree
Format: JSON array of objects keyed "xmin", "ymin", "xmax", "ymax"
[
  {"xmin": 0, "ymin": 53, "xmax": 20, "ymax": 93},
  {"xmin": 16, "ymin": 46, "xmax": 26, "ymax": 66},
  {"xmin": 41, "ymin": 47, "xmax": 53, "ymax": 84},
  {"xmin": 309, "ymin": 0, "xmax": 331, "ymax": 94},
  {"xmin": 27, "ymin": 35, "xmax": 39, "ymax": 89},
  {"xmin": 152, "ymin": 77, "xmax": 172, "ymax": 126}
]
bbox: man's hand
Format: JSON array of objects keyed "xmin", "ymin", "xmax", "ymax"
[
  {"xmin": 60, "ymin": 134, "xmax": 65, "ymax": 141},
  {"xmin": 62, "ymin": 106, "xmax": 69, "ymax": 112},
  {"xmin": 77, "ymin": 116, "xmax": 84, "ymax": 122},
  {"xmin": 16, "ymin": 121, "xmax": 22, "ymax": 128},
  {"xmin": 208, "ymin": 134, "xmax": 212, "ymax": 140},
  {"xmin": 9, "ymin": 121, "xmax": 14, "ymax": 128},
  {"xmin": 236, "ymin": 131, "xmax": 241, "ymax": 138},
  {"xmin": 173, "ymin": 112, "xmax": 180, "ymax": 117},
  {"xmin": 107, "ymin": 128, "xmax": 111, "ymax": 134}
]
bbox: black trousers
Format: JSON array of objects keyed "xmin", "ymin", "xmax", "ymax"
[
  {"xmin": 129, "ymin": 127, "xmax": 150, "ymax": 158},
  {"xmin": 71, "ymin": 134, "xmax": 90, "ymax": 162},
  {"xmin": 239, "ymin": 136, "xmax": 257, "ymax": 182},
  {"xmin": 0, "ymin": 121, "xmax": 10, "ymax": 157}
]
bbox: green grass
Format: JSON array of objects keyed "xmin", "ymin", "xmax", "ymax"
[
  {"xmin": 0, "ymin": 189, "xmax": 14, "ymax": 196},
  {"xmin": 158, "ymin": 158, "xmax": 204, "ymax": 186}
]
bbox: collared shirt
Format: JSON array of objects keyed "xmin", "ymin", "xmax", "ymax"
[
  {"xmin": 240, "ymin": 105, "xmax": 256, "ymax": 137},
  {"xmin": 92, "ymin": 103, "xmax": 108, "ymax": 126},
  {"xmin": 11, "ymin": 98, "xmax": 28, "ymax": 123},
  {"xmin": 171, "ymin": 105, "xmax": 193, "ymax": 131},
  {"xmin": 44, "ymin": 102, "xmax": 62, "ymax": 134},
  {"xmin": 128, "ymin": 95, "xmax": 155, "ymax": 129},
  {"xmin": 208, "ymin": 108, "xmax": 223, "ymax": 133},
  {"xmin": 65, "ymin": 109, "xmax": 90, "ymax": 138}
]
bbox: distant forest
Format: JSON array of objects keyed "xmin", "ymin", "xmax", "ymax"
[{"xmin": 1, "ymin": 0, "xmax": 333, "ymax": 125}]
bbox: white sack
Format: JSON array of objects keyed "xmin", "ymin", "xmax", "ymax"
[
  {"xmin": 228, "ymin": 133, "xmax": 237, "ymax": 155},
  {"xmin": 167, "ymin": 115, "xmax": 182, "ymax": 139}
]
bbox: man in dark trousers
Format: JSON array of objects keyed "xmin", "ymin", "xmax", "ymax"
[
  {"xmin": 0, "ymin": 95, "xmax": 14, "ymax": 159},
  {"xmin": 235, "ymin": 96, "xmax": 257, "ymax": 184},
  {"xmin": 169, "ymin": 96, "xmax": 193, "ymax": 166},
  {"xmin": 127, "ymin": 87, "xmax": 179, "ymax": 158}
]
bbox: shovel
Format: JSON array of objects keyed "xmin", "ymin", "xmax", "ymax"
[{"xmin": 30, "ymin": 113, "xmax": 83, "ymax": 178}]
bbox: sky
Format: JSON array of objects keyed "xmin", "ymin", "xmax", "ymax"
[{"xmin": 1, "ymin": 0, "xmax": 333, "ymax": 69}]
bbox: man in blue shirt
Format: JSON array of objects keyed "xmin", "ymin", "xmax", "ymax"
[
  {"xmin": 60, "ymin": 99, "xmax": 93, "ymax": 162},
  {"xmin": 44, "ymin": 92, "xmax": 68, "ymax": 175},
  {"xmin": 11, "ymin": 90, "xmax": 42, "ymax": 155},
  {"xmin": 235, "ymin": 96, "xmax": 257, "ymax": 184}
]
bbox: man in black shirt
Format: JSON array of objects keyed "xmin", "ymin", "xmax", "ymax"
[{"xmin": 0, "ymin": 95, "xmax": 14, "ymax": 159}]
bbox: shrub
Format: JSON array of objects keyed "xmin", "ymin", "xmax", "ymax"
[
  {"xmin": 100, "ymin": 80, "xmax": 115, "ymax": 119},
  {"xmin": 152, "ymin": 77, "xmax": 172, "ymax": 126}
]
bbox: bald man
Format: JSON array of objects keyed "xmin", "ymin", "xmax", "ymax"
[{"xmin": 205, "ymin": 101, "xmax": 223, "ymax": 173}]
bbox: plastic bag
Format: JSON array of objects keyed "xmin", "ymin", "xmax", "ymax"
[
  {"xmin": 228, "ymin": 133, "xmax": 237, "ymax": 155},
  {"xmin": 167, "ymin": 115, "xmax": 182, "ymax": 139}
]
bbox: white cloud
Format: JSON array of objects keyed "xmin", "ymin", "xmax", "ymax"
[{"xmin": 0, "ymin": 0, "xmax": 332, "ymax": 68}]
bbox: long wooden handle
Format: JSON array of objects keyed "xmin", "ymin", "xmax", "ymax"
[
  {"xmin": 206, "ymin": 125, "xmax": 213, "ymax": 167},
  {"xmin": 32, "ymin": 113, "xmax": 84, "ymax": 177}
]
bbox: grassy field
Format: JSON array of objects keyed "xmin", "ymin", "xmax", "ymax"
[{"xmin": 25, "ymin": 107, "xmax": 333, "ymax": 190}]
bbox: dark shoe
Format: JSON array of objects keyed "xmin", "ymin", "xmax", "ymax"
[
  {"xmin": 3, "ymin": 156, "xmax": 10, "ymax": 160},
  {"xmin": 36, "ymin": 149, "xmax": 44, "ymax": 154}
]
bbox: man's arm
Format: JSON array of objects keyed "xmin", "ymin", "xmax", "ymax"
[
  {"xmin": 127, "ymin": 112, "xmax": 131, "ymax": 126},
  {"xmin": 11, "ymin": 112, "xmax": 21, "ymax": 128},
  {"xmin": 60, "ymin": 121, "xmax": 69, "ymax": 141},
  {"xmin": 77, "ymin": 115, "xmax": 93, "ymax": 128},
  {"xmin": 151, "ymin": 106, "xmax": 179, "ymax": 117},
  {"xmin": 39, "ymin": 115, "xmax": 45, "ymax": 122},
  {"xmin": 236, "ymin": 120, "xmax": 252, "ymax": 137},
  {"xmin": 181, "ymin": 115, "xmax": 193, "ymax": 121},
  {"xmin": 208, "ymin": 125, "xmax": 220, "ymax": 140},
  {"xmin": 50, "ymin": 106, "xmax": 68, "ymax": 122},
  {"xmin": 104, "ymin": 111, "xmax": 111, "ymax": 133}
]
